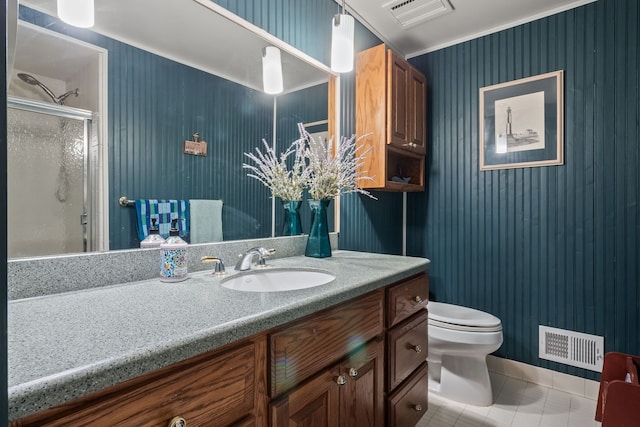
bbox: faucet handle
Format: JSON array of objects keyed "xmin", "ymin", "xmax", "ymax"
[
  {"xmin": 201, "ymin": 256, "xmax": 226, "ymax": 276},
  {"xmin": 249, "ymin": 247, "xmax": 275, "ymax": 256},
  {"xmin": 255, "ymin": 248, "xmax": 276, "ymax": 268},
  {"xmin": 259, "ymin": 248, "xmax": 276, "ymax": 267}
]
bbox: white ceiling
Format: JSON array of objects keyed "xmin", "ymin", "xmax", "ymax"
[
  {"xmin": 16, "ymin": 0, "xmax": 598, "ymax": 87},
  {"xmin": 343, "ymin": 0, "xmax": 598, "ymax": 58},
  {"xmin": 18, "ymin": 0, "xmax": 331, "ymax": 93}
]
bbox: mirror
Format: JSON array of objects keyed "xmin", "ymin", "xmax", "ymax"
[{"xmin": 7, "ymin": 0, "xmax": 337, "ymax": 258}]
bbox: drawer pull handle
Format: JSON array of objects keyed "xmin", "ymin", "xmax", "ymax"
[
  {"xmin": 413, "ymin": 404, "xmax": 423, "ymax": 412},
  {"xmin": 349, "ymin": 368, "xmax": 358, "ymax": 378},
  {"xmin": 414, "ymin": 295, "xmax": 423, "ymax": 304},
  {"xmin": 412, "ymin": 344, "xmax": 422, "ymax": 353},
  {"xmin": 335, "ymin": 375, "xmax": 347, "ymax": 385},
  {"xmin": 168, "ymin": 416, "xmax": 186, "ymax": 427}
]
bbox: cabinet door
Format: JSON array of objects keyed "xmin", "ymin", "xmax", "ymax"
[
  {"xmin": 341, "ymin": 338, "xmax": 384, "ymax": 427},
  {"xmin": 387, "ymin": 50, "xmax": 410, "ymax": 147},
  {"xmin": 408, "ymin": 68, "xmax": 426, "ymax": 155},
  {"xmin": 270, "ymin": 367, "xmax": 341, "ymax": 427}
]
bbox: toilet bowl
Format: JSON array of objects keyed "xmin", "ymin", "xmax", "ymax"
[{"xmin": 427, "ymin": 301, "xmax": 503, "ymax": 406}]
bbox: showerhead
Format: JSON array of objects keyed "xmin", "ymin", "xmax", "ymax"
[
  {"xmin": 17, "ymin": 73, "xmax": 40, "ymax": 85},
  {"xmin": 16, "ymin": 72, "xmax": 79, "ymax": 105}
]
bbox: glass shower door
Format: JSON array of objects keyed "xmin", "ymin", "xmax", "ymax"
[{"xmin": 7, "ymin": 98, "xmax": 92, "ymax": 258}]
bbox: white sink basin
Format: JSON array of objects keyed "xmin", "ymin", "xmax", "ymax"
[{"xmin": 220, "ymin": 268, "xmax": 335, "ymax": 292}]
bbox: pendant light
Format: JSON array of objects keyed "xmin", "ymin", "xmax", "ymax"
[
  {"xmin": 57, "ymin": 0, "xmax": 94, "ymax": 28},
  {"xmin": 330, "ymin": 0, "xmax": 355, "ymax": 73},
  {"xmin": 262, "ymin": 46, "xmax": 283, "ymax": 95}
]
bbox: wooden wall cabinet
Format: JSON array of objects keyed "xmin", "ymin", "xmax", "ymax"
[{"xmin": 356, "ymin": 43, "xmax": 427, "ymax": 192}]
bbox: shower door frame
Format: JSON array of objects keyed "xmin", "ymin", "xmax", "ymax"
[{"xmin": 7, "ymin": 95, "xmax": 105, "ymax": 254}]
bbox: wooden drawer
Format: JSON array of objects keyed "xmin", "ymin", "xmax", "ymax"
[
  {"xmin": 14, "ymin": 340, "xmax": 263, "ymax": 427},
  {"xmin": 387, "ymin": 363, "xmax": 429, "ymax": 427},
  {"xmin": 270, "ymin": 289, "xmax": 385, "ymax": 397},
  {"xmin": 387, "ymin": 310, "xmax": 428, "ymax": 391},
  {"xmin": 386, "ymin": 273, "xmax": 428, "ymax": 328}
]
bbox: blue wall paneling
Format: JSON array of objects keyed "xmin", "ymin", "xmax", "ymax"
[
  {"xmin": 208, "ymin": 0, "xmax": 405, "ymax": 254},
  {"xmin": 408, "ymin": 0, "xmax": 639, "ymax": 379},
  {"xmin": 19, "ymin": 6, "xmax": 298, "ymax": 249}
]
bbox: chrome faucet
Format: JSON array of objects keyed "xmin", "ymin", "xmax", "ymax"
[{"xmin": 235, "ymin": 247, "xmax": 275, "ymax": 271}]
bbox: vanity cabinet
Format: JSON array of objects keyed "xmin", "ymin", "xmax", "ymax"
[
  {"xmin": 356, "ymin": 43, "xmax": 427, "ymax": 192},
  {"xmin": 269, "ymin": 273, "xmax": 429, "ymax": 427},
  {"xmin": 12, "ymin": 272, "xmax": 429, "ymax": 427}
]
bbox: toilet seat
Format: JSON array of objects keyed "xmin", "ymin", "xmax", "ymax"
[{"xmin": 428, "ymin": 301, "xmax": 502, "ymax": 332}]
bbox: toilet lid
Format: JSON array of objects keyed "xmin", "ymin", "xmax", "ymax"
[{"xmin": 428, "ymin": 301, "xmax": 502, "ymax": 332}]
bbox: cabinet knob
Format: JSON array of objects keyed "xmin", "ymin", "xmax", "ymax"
[
  {"xmin": 335, "ymin": 375, "xmax": 347, "ymax": 385},
  {"xmin": 414, "ymin": 295, "xmax": 423, "ymax": 304},
  {"xmin": 168, "ymin": 416, "xmax": 186, "ymax": 427},
  {"xmin": 348, "ymin": 368, "xmax": 359, "ymax": 378},
  {"xmin": 411, "ymin": 344, "xmax": 422, "ymax": 353},
  {"xmin": 413, "ymin": 404, "xmax": 423, "ymax": 412}
]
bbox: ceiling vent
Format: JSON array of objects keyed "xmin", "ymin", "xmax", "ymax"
[{"xmin": 383, "ymin": 0, "xmax": 454, "ymax": 29}]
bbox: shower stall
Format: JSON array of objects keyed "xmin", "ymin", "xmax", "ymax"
[{"xmin": 7, "ymin": 95, "xmax": 98, "ymax": 258}]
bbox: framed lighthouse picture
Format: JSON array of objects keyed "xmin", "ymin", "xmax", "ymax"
[{"xmin": 479, "ymin": 70, "xmax": 564, "ymax": 171}]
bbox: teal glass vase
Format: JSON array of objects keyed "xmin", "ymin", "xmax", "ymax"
[
  {"xmin": 305, "ymin": 199, "xmax": 332, "ymax": 258},
  {"xmin": 281, "ymin": 200, "xmax": 303, "ymax": 236}
]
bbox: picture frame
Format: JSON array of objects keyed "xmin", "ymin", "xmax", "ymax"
[{"xmin": 479, "ymin": 70, "xmax": 564, "ymax": 171}]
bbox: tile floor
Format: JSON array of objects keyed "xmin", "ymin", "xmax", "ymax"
[{"xmin": 417, "ymin": 372, "xmax": 601, "ymax": 427}]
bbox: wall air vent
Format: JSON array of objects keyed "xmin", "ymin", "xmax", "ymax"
[
  {"xmin": 539, "ymin": 325, "xmax": 604, "ymax": 372},
  {"xmin": 383, "ymin": 0, "xmax": 454, "ymax": 29}
]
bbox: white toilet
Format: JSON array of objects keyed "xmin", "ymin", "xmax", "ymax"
[{"xmin": 427, "ymin": 301, "xmax": 503, "ymax": 406}]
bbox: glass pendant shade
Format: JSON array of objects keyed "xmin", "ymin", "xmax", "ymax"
[
  {"xmin": 57, "ymin": 0, "xmax": 94, "ymax": 28},
  {"xmin": 331, "ymin": 14, "xmax": 355, "ymax": 73},
  {"xmin": 262, "ymin": 46, "xmax": 283, "ymax": 95}
]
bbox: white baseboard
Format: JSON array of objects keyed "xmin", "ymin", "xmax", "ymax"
[{"xmin": 487, "ymin": 355, "xmax": 600, "ymax": 400}]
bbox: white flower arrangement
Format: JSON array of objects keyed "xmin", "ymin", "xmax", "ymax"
[
  {"xmin": 243, "ymin": 138, "xmax": 308, "ymax": 201},
  {"xmin": 243, "ymin": 123, "xmax": 375, "ymax": 201},
  {"xmin": 295, "ymin": 123, "xmax": 376, "ymax": 200}
]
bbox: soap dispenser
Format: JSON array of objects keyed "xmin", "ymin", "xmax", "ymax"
[
  {"xmin": 160, "ymin": 219, "xmax": 189, "ymax": 282},
  {"xmin": 140, "ymin": 218, "xmax": 165, "ymax": 248}
]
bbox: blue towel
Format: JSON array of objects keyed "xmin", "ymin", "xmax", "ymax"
[{"xmin": 134, "ymin": 199, "xmax": 189, "ymax": 240}]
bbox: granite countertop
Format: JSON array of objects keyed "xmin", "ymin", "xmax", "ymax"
[{"xmin": 8, "ymin": 250, "xmax": 430, "ymax": 421}]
